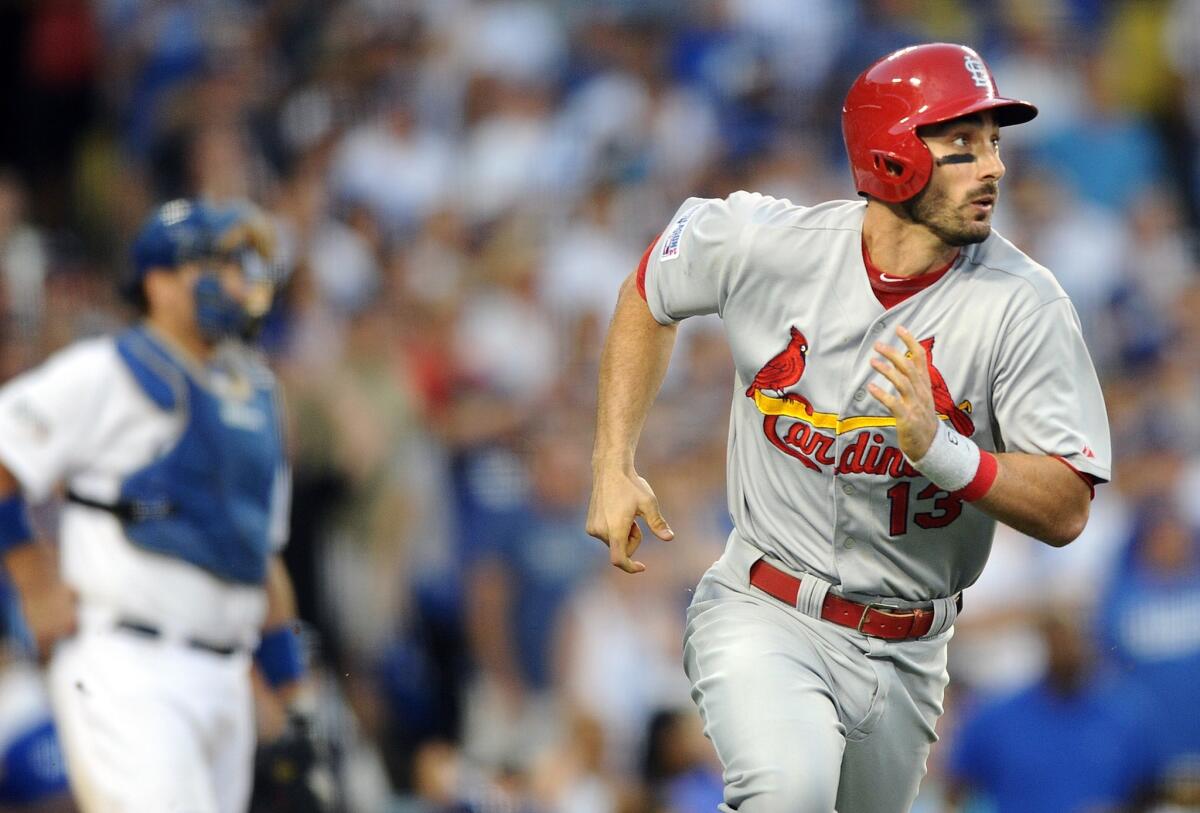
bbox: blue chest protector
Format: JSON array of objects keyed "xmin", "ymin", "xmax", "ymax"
[{"xmin": 107, "ymin": 327, "xmax": 283, "ymax": 584}]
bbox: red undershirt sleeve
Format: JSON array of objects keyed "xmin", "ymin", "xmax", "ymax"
[{"xmin": 635, "ymin": 234, "xmax": 659, "ymax": 302}]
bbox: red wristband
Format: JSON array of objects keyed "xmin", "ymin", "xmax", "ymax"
[{"xmin": 955, "ymin": 451, "xmax": 998, "ymax": 502}]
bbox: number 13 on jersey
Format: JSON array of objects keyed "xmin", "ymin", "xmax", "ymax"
[{"xmin": 886, "ymin": 482, "xmax": 963, "ymax": 536}]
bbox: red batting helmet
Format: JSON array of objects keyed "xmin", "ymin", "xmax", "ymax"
[{"xmin": 842, "ymin": 43, "xmax": 1037, "ymax": 203}]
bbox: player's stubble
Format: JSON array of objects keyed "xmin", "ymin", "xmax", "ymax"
[{"xmin": 903, "ymin": 177, "xmax": 999, "ymax": 247}]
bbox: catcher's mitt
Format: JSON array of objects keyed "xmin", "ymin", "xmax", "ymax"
[{"xmin": 249, "ymin": 713, "xmax": 335, "ymax": 813}]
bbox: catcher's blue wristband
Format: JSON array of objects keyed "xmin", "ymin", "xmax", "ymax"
[
  {"xmin": 255, "ymin": 623, "xmax": 306, "ymax": 688},
  {"xmin": 0, "ymin": 493, "xmax": 35, "ymax": 555}
]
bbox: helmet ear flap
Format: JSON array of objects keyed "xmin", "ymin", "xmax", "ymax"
[
  {"xmin": 871, "ymin": 150, "xmax": 911, "ymax": 179},
  {"xmin": 863, "ymin": 134, "xmax": 932, "ymax": 203}
]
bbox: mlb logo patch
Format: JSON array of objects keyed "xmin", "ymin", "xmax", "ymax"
[{"xmin": 661, "ymin": 205, "xmax": 699, "ymax": 262}]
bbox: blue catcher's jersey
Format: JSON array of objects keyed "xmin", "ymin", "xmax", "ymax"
[
  {"xmin": 0, "ymin": 328, "xmax": 286, "ymax": 644},
  {"xmin": 98, "ymin": 326, "xmax": 285, "ymax": 584}
]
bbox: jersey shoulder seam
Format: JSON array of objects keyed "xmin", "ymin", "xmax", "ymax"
[
  {"xmin": 728, "ymin": 204, "xmax": 757, "ymax": 316},
  {"xmin": 996, "ymin": 293, "xmax": 1071, "ymax": 341},
  {"xmin": 964, "ymin": 257, "xmax": 1060, "ymax": 298},
  {"xmin": 779, "ymin": 225, "xmax": 862, "ymax": 233}
]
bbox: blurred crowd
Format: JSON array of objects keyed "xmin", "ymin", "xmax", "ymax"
[{"xmin": 1, "ymin": 0, "xmax": 1200, "ymax": 811}]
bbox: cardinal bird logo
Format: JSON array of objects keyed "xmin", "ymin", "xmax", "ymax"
[
  {"xmin": 745, "ymin": 326, "xmax": 813, "ymax": 413},
  {"xmin": 747, "ymin": 327, "xmax": 977, "ymax": 473},
  {"xmin": 918, "ymin": 337, "xmax": 975, "ymax": 436}
]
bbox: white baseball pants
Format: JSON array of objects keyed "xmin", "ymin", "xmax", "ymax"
[{"xmin": 47, "ymin": 626, "xmax": 255, "ymax": 813}]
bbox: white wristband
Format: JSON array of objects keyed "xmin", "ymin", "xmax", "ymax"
[{"xmin": 905, "ymin": 423, "xmax": 980, "ymax": 492}]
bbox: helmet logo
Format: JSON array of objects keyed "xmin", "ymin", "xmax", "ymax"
[{"xmin": 963, "ymin": 55, "xmax": 990, "ymax": 88}]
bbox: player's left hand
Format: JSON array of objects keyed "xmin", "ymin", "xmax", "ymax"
[{"xmin": 868, "ymin": 325, "xmax": 939, "ymax": 461}]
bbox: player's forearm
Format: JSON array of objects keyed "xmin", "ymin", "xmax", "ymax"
[
  {"xmin": 2, "ymin": 540, "xmax": 57, "ymax": 595},
  {"xmin": 592, "ymin": 273, "xmax": 678, "ymax": 471},
  {"xmin": 0, "ymin": 465, "xmax": 77, "ymax": 657},
  {"xmin": 257, "ymin": 555, "xmax": 310, "ymax": 698},
  {"xmin": 972, "ymin": 453, "xmax": 1090, "ymax": 546},
  {"xmin": 262, "ymin": 554, "xmax": 298, "ymax": 630}
]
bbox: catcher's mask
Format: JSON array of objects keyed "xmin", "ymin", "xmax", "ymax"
[
  {"xmin": 127, "ymin": 199, "xmax": 281, "ymax": 342},
  {"xmin": 193, "ymin": 201, "xmax": 280, "ymax": 342}
]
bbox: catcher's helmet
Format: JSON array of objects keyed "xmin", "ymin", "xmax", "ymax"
[
  {"xmin": 125, "ymin": 199, "xmax": 280, "ymax": 339},
  {"xmin": 842, "ymin": 43, "xmax": 1037, "ymax": 203},
  {"xmin": 124, "ymin": 199, "xmax": 217, "ymax": 307}
]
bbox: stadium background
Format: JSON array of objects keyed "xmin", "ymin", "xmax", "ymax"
[{"xmin": 1, "ymin": 0, "xmax": 1199, "ymax": 811}]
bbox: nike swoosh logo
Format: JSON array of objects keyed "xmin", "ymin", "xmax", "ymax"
[{"xmin": 878, "ymin": 274, "xmax": 907, "ymax": 283}]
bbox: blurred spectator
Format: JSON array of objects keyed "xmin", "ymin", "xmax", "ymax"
[
  {"xmin": 453, "ymin": 216, "xmax": 561, "ymax": 402},
  {"xmin": 456, "ymin": 82, "xmax": 563, "ymax": 224},
  {"xmin": 0, "ymin": 173, "xmax": 48, "ymax": 371},
  {"xmin": 1034, "ymin": 53, "xmax": 1167, "ymax": 214},
  {"xmin": 1098, "ymin": 501, "xmax": 1200, "ymax": 801},
  {"xmin": 641, "ymin": 708, "xmax": 723, "ymax": 813},
  {"xmin": 14, "ymin": 0, "xmax": 99, "ymax": 227},
  {"xmin": 313, "ymin": 301, "xmax": 422, "ymax": 664},
  {"xmin": 330, "ymin": 87, "xmax": 456, "ymax": 236},
  {"xmin": 461, "ymin": 423, "xmax": 603, "ymax": 771},
  {"xmin": 946, "ymin": 612, "xmax": 1161, "ymax": 813},
  {"xmin": 402, "ymin": 739, "xmax": 536, "ymax": 813},
  {"xmin": 987, "ymin": 10, "xmax": 1088, "ymax": 148},
  {"xmin": 555, "ymin": 559, "xmax": 695, "ymax": 777},
  {"xmin": 538, "ymin": 183, "xmax": 642, "ymax": 330},
  {"xmin": 453, "ymin": 0, "xmax": 567, "ymax": 87},
  {"xmin": 527, "ymin": 712, "xmax": 638, "ymax": 813},
  {"xmin": 1122, "ymin": 190, "xmax": 1197, "ymax": 325}
]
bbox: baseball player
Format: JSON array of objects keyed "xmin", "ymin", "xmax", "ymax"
[
  {"xmin": 0, "ymin": 199, "xmax": 317, "ymax": 812},
  {"xmin": 587, "ymin": 43, "xmax": 1111, "ymax": 813}
]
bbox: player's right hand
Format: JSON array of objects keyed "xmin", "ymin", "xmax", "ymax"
[
  {"xmin": 24, "ymin": 581, "xmax": 77, "ymax": 663},
  {"xmin": 5, "ymin": 544, "xmax": 78, "ymax": 662},
  {"xmin": 586, "ymin": 466, "xmax": 674, "ymax": 574}
]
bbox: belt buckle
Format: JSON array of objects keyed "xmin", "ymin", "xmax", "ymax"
[
  {"xmin": 856, "ymin": 601, "xmax": 890, "ymax": 633},
  {"xmin": 855, "ymin": 601, "xmax": 915, "ymax": 635}
]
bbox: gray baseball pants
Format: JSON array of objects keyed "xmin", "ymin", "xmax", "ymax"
[{"xmin": 683, "ymin": 542, "xmax": 952, "ymax": 813}]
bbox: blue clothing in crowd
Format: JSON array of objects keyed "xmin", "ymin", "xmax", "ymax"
[
  {"xmin": 1036, "ymin": 117, "xmax": 1165, "ymax": 213},
  {"xmin": 949, "ymin": 675, "xmax": 1160, "ymax": 813},
  {"xmin": 1098, "ymin": 529, "xmax": 1200, "ymax": 763}
]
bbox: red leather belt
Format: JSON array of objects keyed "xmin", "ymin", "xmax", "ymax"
[{"xmin": 748, "ymin": 558, "xmax": 958, "ymax": 641}]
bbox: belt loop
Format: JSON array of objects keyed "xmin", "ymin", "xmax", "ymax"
[
  {"xmin": 795, "ymin": 572, "xmax": 832, "ymax": 620},
  {"xmin": 922, "ymin": 594, "xmax": 960, "ymax": 638}
]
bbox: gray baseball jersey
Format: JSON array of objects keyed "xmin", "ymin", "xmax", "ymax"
[{"xmin": 642, "ymin": 192, "xmax": 1111, "ymax": 602}]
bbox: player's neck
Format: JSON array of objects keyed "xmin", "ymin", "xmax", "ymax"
[
  {"xmin": 143, "ymin": 315, "xmax": 217, "ymax": 363},
  {"xmin": 861, "ymin": 202, "xmax": 960, "ymax": 278}
]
